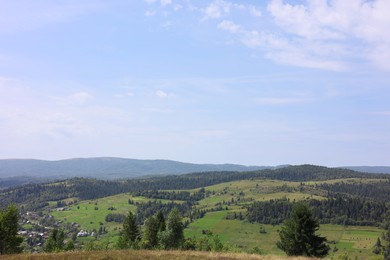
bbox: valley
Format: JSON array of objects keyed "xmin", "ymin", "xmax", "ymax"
[{"xmin": 3, "ymin": 165, "xmax": 389, "ymax": 259}]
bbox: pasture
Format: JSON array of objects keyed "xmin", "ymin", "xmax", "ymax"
[{"xmin": 48, "ymin": 177, "xmax": 385, "ymax": 259}]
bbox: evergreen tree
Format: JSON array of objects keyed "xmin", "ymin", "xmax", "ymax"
[
  {"xmin": 118, "ymin": 211, "xmax": 140, "ymax": 249},
  {"xmin": 372, "ymin": 237, "xmax": 383, "ymax": 255},
  {"xmin": 44, "ymin": 229, "xmax": 65, "ymax": 252},
  {"xmin": 156, "ymin": 210, "xmax": 166, "ymax": 232},
  {"xmin": 277, "ymin": 203, "xmax": 329, "ymax": 257},
  {"xmin": 384, "ymin": 213, "xmax": 390, "ymax": 260},
  {"xmin": 160, "ymin": 207, "xmax": 184, "ymax": 249},
  {"xmin": 0, "ymin": 204, "xmax": 23, "ymax": 255},
  {"xmin": 142, "ymin": 215, "xmax": 159, "ymax": 249}
]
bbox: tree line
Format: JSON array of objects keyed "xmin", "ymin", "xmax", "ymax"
[
  {"xmin": 246, "ymin": 196, "xmax": 388, "ymax": 226},
  {"xmin": 3, "ymin": 165, "xmax": 388, "ymax": 210}
]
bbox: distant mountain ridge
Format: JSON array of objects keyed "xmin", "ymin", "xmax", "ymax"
[
  {"xmin": 0, "ymin": 157, "xmax": 272, "ymax": 180},
  {"xmin": 1, "ymin": 158, "xmax": 389, "ymax": 189},
  {"xmin": 341, "ymin": 166, "xmax": 390, "ymax": 174}
]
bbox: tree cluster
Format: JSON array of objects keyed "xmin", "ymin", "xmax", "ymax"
[
  {"xmin": 117, "ymin": 208, "xmax": 184, "ymax": 250},
  {"xmin": 247, "ymin": 195, "xmax": 388, "ymax": 226},
  {"xmin": 105, "ymin": 213, "xmax": 126, "ymax": 223},
  {"xmin": 0, "ymin": 205, "xmax": 23, "ymax": 255},
  {"xmin": 3, "ymin": 165, "xmax": 384, "ymax": 209},
  {"xmin": 132, "ymin": 188, "xmax": 205, "ymax": 203},
  {"xmin": 317, "ymin": 180, "xmax": 390, "ymax": 202},
  {"xmin": 277, "ymin": 203, "xmax": 329, "ymax": 257}
]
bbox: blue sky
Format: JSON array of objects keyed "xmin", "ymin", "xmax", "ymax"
[{"xmin": 1, "ymin": 0, "xmax": 389, "ymax": 166}]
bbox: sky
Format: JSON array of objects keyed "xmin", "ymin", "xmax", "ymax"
[{"xmin": 1, "ymin": 0, "xmax": 390, "ymax": 166}]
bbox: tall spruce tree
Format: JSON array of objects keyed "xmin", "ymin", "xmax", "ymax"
[
  {"xmin": 44, "ymin": 229, "xmax": 65, "ymax": 252},
  {"xmin": 384, "ymin": 211, "xmax": 390, "ymax": 260},
  {"xmin": 277, "ymin": 203, "xmax": 329, "ymax": 257},
  {"xmin": 156, "ymin": 210, "xmax": 166, "ymax": 232},
  {"xmin": 142, "ymin": 215, "xmax": 159, "ymax": 248},
  {"xmin": 159, "ymin": 208, "xmax": 184, "ymax": 249},
  {"xmin": 117, "ymin": 211, "xmax": 140, "ymax": 249},
  {"xmin": 0, "ymin": 204, "xmax": 23, "ymax": 255}
]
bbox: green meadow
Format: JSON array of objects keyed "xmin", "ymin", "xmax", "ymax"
[
  {"xmin": 49, "ymin": 178, "xmax": 385, "ymax": 259},
  {"xmin": 185, "ymin": 210, "xmax": 383, "ymax": 259},
  {"xmin": 51, "ymin": 194, "xmax": 144, "ymax": 231}
]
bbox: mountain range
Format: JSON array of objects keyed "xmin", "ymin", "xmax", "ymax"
[
  {"xmin": 1, "ymin": 157, "xmax": 389, "ymax": 189},
  {"xmin": 0, "ymin": 157, "xmax": 271, "ymax": 180}
]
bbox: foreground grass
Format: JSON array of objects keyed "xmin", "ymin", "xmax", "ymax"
[
  {"xmin": 185, "ymin": 211, "xmax": 383, "ymax": 259},
  {"xmin": 0, "ymin": 250, "xmax": 315, "ymax": 260}
]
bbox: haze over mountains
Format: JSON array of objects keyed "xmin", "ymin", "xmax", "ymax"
[
  {"xmin": 0, "ymin": 157, "xmax": 389, "ymax": 189},
  {"xmin": 341, "ymin": 166, "xmax": 390, "ymax": 174},
  {"xmin": 0, "ymin": 157, "xmax": 271, "ymax": 180}
]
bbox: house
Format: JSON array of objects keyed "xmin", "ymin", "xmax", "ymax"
[{"xmin": 77, "ymin": 230, "xmax": 89, "ymax": 237}]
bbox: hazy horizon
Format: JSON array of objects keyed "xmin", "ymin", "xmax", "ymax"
[
  {"xmin": 1, "ymin": 1, "xmax": 390, "ymax": 167},
  {"xmin": 0, "ymin": 157, "xmax": 389, "ymax": 168}
]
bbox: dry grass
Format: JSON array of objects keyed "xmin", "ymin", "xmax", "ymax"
[{"xmin": 0, "ymin": 250, "xmax": 316, "ymax": 260}]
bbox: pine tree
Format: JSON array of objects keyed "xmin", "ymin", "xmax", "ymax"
[
  {"xmin": 383, "ymin": 211, "xmax": 390, "ymax": 260},
  {"xmin": 156, "ymin": 210, "xmax": 166, "ymax": 232},
  {"xmin": 118, "ymin": 211, "xmax": 140, "ymax": 249},
  {"xmin": 142, "ymin": 215, "xmax": 159, "ymax": 248},
  {"xmin": 44, "ymin": 229, "xmax": 65, "ymax": 252},
  {"xmin": 277, "ymin": 203, "xmax": 329, "ymax": 257},
  {"xmin": 159, "ymin": 208, "xmax": 184, "ymax": 249},
  {"xmin": 372, "ymin": 237, "xmax": 383, "ymax": 255},
  {"xmin": 0, "ymin": 204, "xmax": 23, "ymax": 255}
]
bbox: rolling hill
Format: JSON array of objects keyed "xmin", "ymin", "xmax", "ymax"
[
  {"xmin": 342, "ymin": 166, "xmax": 390, "ymax": 174},
  {"xmin": 0, "ymin": 157, "xmax": 272, "ymax": 180}
]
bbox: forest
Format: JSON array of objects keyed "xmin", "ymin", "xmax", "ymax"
[
  {"xmin": 1, "ymin": 164, "xmax": 390, "ymax": 258},
  {"xmin": 1, "ymin": 165, "xmax": 387, "ymax": 210}
]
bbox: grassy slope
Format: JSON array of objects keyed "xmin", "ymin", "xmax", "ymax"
[
  {"xmin": 50, "ymin": 194, "xmax": 179, "ymax": 232},
  {"xmin": 185, "ymin": 211, "xmax": 282, "ymax": 254},
  {"xmin": 185, "ymin": 211, "xmax": 383, "ymax": 259},
  {"xmin": 51, "ymin": 193, "xmax": 138, "ymax": 231},
  {"xmin": 0, "ymin": 250, "xmax": 315, "ymax": 260},
  {"xmin": 48, "ymin": 178, "xmax": 385, "ymax": 259}
]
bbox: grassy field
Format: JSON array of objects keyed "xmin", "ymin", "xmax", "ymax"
[
  {"xmin": 47, "ymin": 177, "xmax": 385, "ymax": 259},
  {"xmin": 51, "ymin": 194, "xmax": 146, "ymax": 231},
  {"xmin": 196, "ymin": 179, "xmax": 325, "ymax": 210},
  {"xmin": 185, "ymin": 210, "xmax": 282, "ymax": 254},
  {"xmin": 0, "ymin": 250, "xmax": 315, "ymax": 260},
  {"xmin": 320, "ymin": 225, "xmax": 384, "ymax": 259},
  {"xmin": 185, "ymin": 210, "xmax": 383, "ymax": 259}
]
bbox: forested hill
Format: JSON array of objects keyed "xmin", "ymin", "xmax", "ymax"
[
  {"xmin": 342, "ymin": 166, "xmax": 390, "ymax": 174},
  {"xmin": 0, "ymin": 157, "xmax": 270, "ymax": 180},
  {"xmin": 1, "ymin": 164, "xmax": 389, "ymax": 210}
]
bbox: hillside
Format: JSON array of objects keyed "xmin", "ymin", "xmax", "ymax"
[
  {"xmin": 0, "ymin": 157, "xmax": 270, "ymax": 180},
  {"xmin": 0, "ymin": 250, "xmax": 310, "ymax": 260},
  {"xmin": 2, "ymin": 164, "xmax": 390, "ymax": 258},
  {"xmin": 342, "ymin": 166, "xmax": 390, "ymax": 174}
]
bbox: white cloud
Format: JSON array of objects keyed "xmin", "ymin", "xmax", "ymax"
[
  {"xmin": 173, "ymin": 4, "xmax": 182, "ymax": 11},
  {"xmin": 155, "ymin": 90, "xmax": 169, "ymax": 98},
  {"xmin": 161, "ymin": 0, "xmax": 172, "ymax": 6},
  {"xmin": 203, "ymin": 0, "xmax": 390, "ymax": 71},
  {"xmin": 265, "ymin": 0, "xmax": 390, "ymax": 71},
  {"xmin": 202, "ymin": 0, "xmax": 244, "ymax": 20},
  {"xmin": 203, "ymin": 1, "xmax": 226, "ymax": 19},
  {"xmin": 217, "ymin": 20, "xmax": 241, "ymax": 33},
  {"xmin": 249, "ymin": 6, "xmax": 262, "ymax": 17},
  {"xmin": 265, "ymin": 49, "xmax": 348, "ymax": 71}
]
